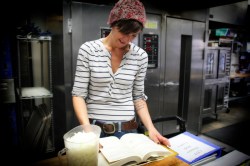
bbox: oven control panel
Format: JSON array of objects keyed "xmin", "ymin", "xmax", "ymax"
[{"xmin": 142, "ymin": 34, "xmax": 158, "ymax": 69}]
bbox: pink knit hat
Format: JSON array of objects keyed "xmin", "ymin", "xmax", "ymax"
[{"xmin": 107, "ymin": 0, "xmax": 146, "ymax": 26}]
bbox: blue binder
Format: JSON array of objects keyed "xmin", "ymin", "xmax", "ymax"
[{"xmin": 169, "ymin": 131, "xmax": 222, "ymax": 165}]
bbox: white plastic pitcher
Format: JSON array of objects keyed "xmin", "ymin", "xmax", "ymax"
[{"xmin": 58, "ymin": 124, "xmax": 101, "ymax": 166}]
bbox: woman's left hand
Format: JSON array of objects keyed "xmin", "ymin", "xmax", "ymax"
[{"xmin": 148, "ymin": 128, "xmax": 171, "ymax": 147}]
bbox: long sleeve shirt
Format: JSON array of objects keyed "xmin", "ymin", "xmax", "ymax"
[{"xmin": 72, "ymin": 38, "xmax": 148, "ymax": 121}]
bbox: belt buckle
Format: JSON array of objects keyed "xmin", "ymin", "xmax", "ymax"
[{"xmin": 103, "ymin": 122, "xmax": 116, "ymax": 134}]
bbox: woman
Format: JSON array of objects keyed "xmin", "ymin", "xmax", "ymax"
[{"xmin": 72, "ymin": 0, "xmax": 170, "ymax": 147}]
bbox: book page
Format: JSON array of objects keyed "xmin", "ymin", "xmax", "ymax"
[
  {"xmin": 169, "ymin": 133, "xmax": 216, "ymax": 163},
  {"xmin": 99, "ymin": 136, "xmax": 142, "ymax": 164},
  {"xmin": 120, "ymin": 133, "xmax": 173, "ymax": 161}
]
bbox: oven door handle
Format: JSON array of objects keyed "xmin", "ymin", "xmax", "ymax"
[{"xmin": 164, "ymin": 81, "xmax": 179, "ymax": 86}]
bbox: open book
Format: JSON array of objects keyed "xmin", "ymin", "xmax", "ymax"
[
  {"xmin": 99, "ymin": 133, "xmax": 177, "ymax": 166},
  {"xmin": 168, "ymin": 131, "xmax": 222, "ymax": 165}
]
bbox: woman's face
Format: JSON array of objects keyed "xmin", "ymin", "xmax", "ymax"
[{"xmin": 111, "ymin": 27, "xmax": 140, "ymax": 48}]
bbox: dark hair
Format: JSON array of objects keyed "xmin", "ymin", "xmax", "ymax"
[{"xmin": 110, "ymin": 19, "xmax": 143, "ymax": 34}]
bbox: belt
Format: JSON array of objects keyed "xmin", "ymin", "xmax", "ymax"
[{"xmin": 90, "ymin": 118, "xmax": 138, "ymax": 134}]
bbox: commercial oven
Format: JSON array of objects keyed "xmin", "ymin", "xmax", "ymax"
[
  {"xmin": 202, "ymin": 47, "xmax": 231, "ymax": 122},
  {"xmin": 141, "ymin": 16, "xmax": 205, "ymax": 135}
]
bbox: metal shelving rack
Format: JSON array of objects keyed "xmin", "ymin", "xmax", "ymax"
[{"xmin": 16, "ymin": 36, "xmax": 55, "ymax": 155}]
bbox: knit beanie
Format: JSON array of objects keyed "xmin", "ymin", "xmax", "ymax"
[{"xmin": 107, "ymin": 0, "xmax": 146, "ymax": 26}]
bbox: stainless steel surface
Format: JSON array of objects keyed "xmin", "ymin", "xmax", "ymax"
[
  {"xmin": 141, "ymin": 16, "xmax": 205, "ymax": 135},
  {"xmin": 71, "ymin": 2, "xmax": 112, "ymax": 71},
  {"xmin": 165, "ymin": 18, "xmax": 192, "ymax": 117},
  {"xmin": 164, "ymin": 18, "xmax": 205, "ymax": 134},
  {"xmin": 142, "ymin": 13, "xmax": 163, "ymax": 120},
  {"xmin": 62, "ymin": 1, "xmax": 74, "ymax": 132},
  {"xmin": 187, "ymin": 21, "xmax": 206, "ymax": 133}
]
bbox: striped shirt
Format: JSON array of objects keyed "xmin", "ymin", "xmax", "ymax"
[{"xmin": 72, "ymin": 38, "xmax": 148, "ymax": 121}]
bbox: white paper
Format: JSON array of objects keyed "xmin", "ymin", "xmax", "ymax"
[{"xmin": 169, "ymin": 134, "xmax": 216, "ymax": 162}]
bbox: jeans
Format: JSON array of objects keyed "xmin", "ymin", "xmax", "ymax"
[{"xmin": 100, "ymin": 129, "xmax": 138, "ymax": 139}]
